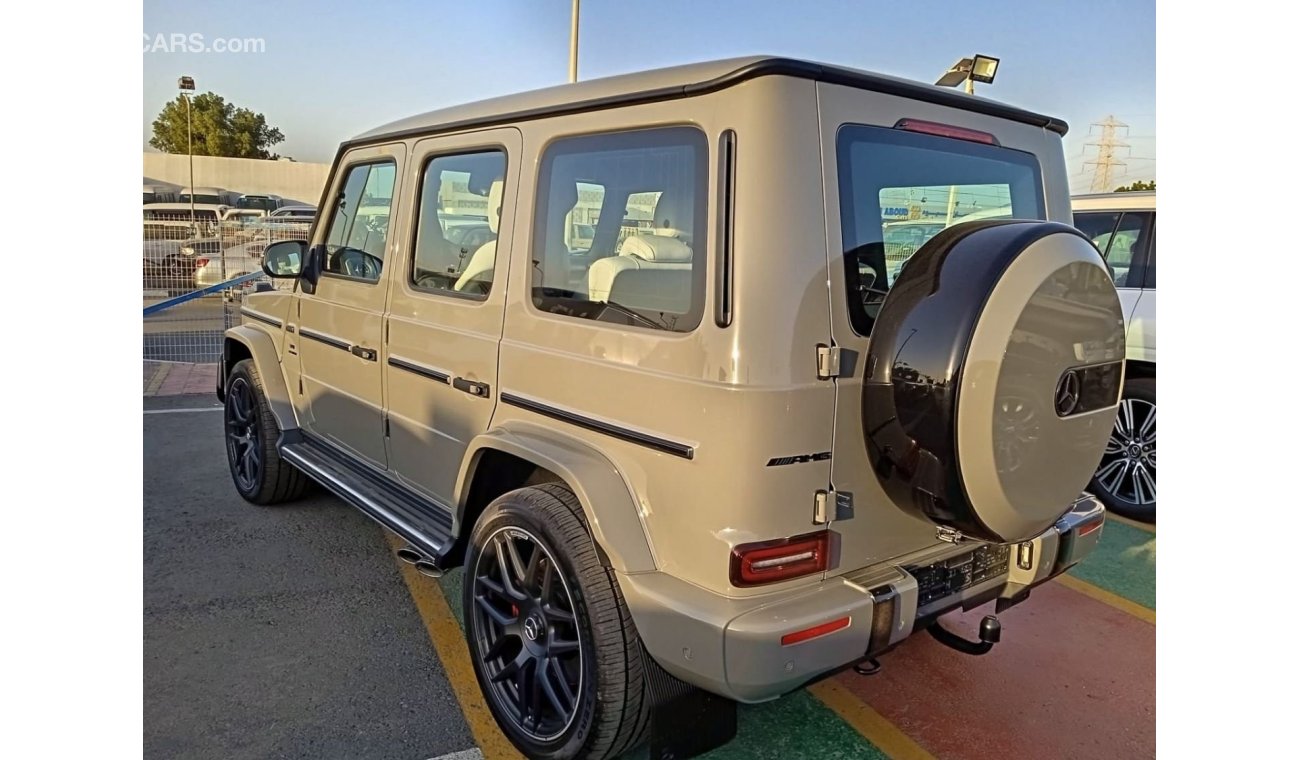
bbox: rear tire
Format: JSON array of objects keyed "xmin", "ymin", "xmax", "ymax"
[
  {"xmin": 224, "ymin": 359, "xmax": 309, "ymax": 505},
  {"xmin": 1089, "ymin": 376, "xmax": 1156, "ymax": 522},
  {"xmin": 464, "ymin": 484, "xmax": 652, "ymax": 760}
]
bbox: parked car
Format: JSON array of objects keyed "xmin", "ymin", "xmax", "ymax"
[
  {"xmin": 219, "ymin": 57, "xmax": 1123, "ymax": 760},
  {"xmin": 1072, "ymin": 190, "xmax": 1156, "ymax": 521},
  {"xmin": 143, "ymin": 203, "xmax": 227, "ymax": 239},
  {"xmin": 179, "ymin": 186, "xmax": 241, "ymax": 206},
  {"xmin": 236, "ymin": 194, "xmax": 285, "ymax": 212},
  {"xmin": 268, "ymin": 205, "xmax": 317, "ymax": 220},
  {"xmin": 142, "ymin": 238, "xmax": 199, "ymax": 295},
  {"xmin": 143, "ymin": 181, "xmax": 180, "ymax": 204}
]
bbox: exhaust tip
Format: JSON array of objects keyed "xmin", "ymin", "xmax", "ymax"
[
  {"xmin": 414, "ymin": 561, "xmax": 444, "ymax": 579},
  {"xmin": 395, "ymin": 547, "xmax": 423, "ymax": 565}
]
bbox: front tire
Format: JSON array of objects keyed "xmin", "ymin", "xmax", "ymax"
[
  {"xmin": 1089, "ymin": 376, "xmax": 1156, "ymax": 522},
  {"xmin": 224, "ymin": 359, "xmax": 309, "ymax": 505},
  {"xmin": 464, "ymin": 484, "xmax": 652, "ymax": 760}
]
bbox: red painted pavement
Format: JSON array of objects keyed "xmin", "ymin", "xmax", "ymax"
[
  {"xmin": 836, "ymin": 581, "xmax": 1154, "ymax": 759},
  {"xmin": 147, "ymin": 362, "xmax": 219, "ymax": 397}
]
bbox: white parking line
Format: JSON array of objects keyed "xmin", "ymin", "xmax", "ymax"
[
  {"xmin": 143, "ymin": 407, "xmax": 223, "ymax": 414},
  {"xmin": 424, "ymin": 750, "xmax": 483, "ymax": 760}
]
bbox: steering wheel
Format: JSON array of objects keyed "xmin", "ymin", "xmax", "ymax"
[{"xmin": 338, "ymin": 248, "xmax": 383, "ymax": 279}]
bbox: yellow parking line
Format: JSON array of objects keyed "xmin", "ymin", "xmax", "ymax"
[
  {"xmin": 1106, "ymin": 513, "xmax": 1156, "ymax": 534},
  {"xmin": 1056, "ymin": 574, "xmax": 1156, "ymax": 625},
  {"xmin": 807, "ymin": 679, "xmax": 937, "ymax": 760},
  {"xmin": 386, "ymin": 533, "xmax": 523, "ymax": 760},
  {"xmin": 144, "ymin": 363, "xmax": 171, "ymax": 396}
]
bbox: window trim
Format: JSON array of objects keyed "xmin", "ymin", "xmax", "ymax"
[
  {"xmin": 835, "ymin": 122, "xmax": 1046, "ymax": 337},
  {"xmin": 405, "ymin": 145, "xmax": 510, "ymax": 303},
  {"xmin": 318, "ymin": 158, "xmax": 399, "ymax": 287},
  {"xmin": 527, "ymin": 124, "xmax": 711, "ymax": 335},
  {"xmin": 715, "ymin": 129, "xmax": 736, "ymax": 328}
]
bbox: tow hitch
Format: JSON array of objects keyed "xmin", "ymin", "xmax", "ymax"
[{"xmin": 927, "ymin": 615, "xmax": 1002, "ymax": 656}]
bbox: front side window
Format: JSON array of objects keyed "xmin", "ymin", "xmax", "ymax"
[
  {"xmin": 410, "ymin": 150, "xmax": 506, "ymax": 297},
  {"xmin": 837, "ymin": 125, "xmax": 1045, "ymax": 335},
  {"xmin": 322, "ymin": 161, "xmax": 395, "ymax": 282},
  {"xmin": 532, "ymin": 127, "xmax": 707, "ymax": 332}
]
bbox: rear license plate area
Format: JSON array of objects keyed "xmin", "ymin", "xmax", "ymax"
[{"xmin": 906, "ymin": 544, "xmax": 1010, "ymax": 608}]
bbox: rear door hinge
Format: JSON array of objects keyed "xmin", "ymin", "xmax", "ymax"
[
  {"xmin": 816, "ymin": 344, "xmax": 842, "ymax": 380},
  {"xmin": 814, "ymin": 490, "xmax": 833, "ymax": 525}
]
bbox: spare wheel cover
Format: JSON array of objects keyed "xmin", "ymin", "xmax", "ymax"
[{"xmin": 862, "ymin": 220, "xmax": 1126, "ymax": 543}]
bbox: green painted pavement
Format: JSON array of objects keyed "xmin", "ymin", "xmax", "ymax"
[
  {"xmin": 1070, "ymin": 520, "xmax": 1156, "ymax": 610},
  {"xmin": 435, "ymin": 568, "xmax": 887, "ymax": 760}
]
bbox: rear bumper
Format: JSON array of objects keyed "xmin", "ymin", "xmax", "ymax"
[{"xmin": 619, "ymin": 495, "xmax": 1105, "ymax": 703}]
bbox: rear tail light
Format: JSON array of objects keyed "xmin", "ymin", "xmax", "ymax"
[
  {"xmin": 895, "ymin": 118, "xmax": 1000, "ymax": 145},
  {"xmin": 730, "ymin": 531, "xmax": 830, "ymax": 587}
]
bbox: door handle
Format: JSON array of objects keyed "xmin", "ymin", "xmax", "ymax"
[
  {"xmin": 452, "ymin": 377, "xmax": 491, "ymax": 398},
  {"xmin": 350, "ymin": 345, "xmax": 377, "ymax": 361}
]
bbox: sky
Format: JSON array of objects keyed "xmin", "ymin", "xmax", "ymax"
[{"xmin": 143, "ymin": 0, "xmax": 1155, "ymax": 192}]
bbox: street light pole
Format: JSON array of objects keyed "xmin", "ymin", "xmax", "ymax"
[
  {"xmin": 569, "ymin": 0, "xmax": 580, "ymax": 83},
  {"xmin": 178, "ymin": 76, "xmax": 197, "ymax": 232}
]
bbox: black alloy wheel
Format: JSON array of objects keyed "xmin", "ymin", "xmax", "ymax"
[{"xmin": 470, "ymin": 525, "xmax": 583, "ymax": 742}]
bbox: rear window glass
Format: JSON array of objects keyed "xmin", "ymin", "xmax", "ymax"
[{"xmin": 837, "ymin": 125, "xmax": 1045, "ymax": 335}]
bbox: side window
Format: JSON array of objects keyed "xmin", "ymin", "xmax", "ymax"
[
  {"xmin": 322, "ymin": 161, "xmax": 396, "ymax": 282},
  {"xmin": 1101, "ymin": 212, "xmax": 1152, "ymax": 288},
  {"xmin": 532, "ymin": 127, "xmax": 708, "ymax": 332},
  {"xmin": 410, "ymin": 150, "xmax": 507, "ymax": 298},
  {"xmin": 1074, "ymin": 212, "xmax": 1121, "ymax": 256}
]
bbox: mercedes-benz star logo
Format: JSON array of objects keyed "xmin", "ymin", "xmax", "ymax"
[
  {"xmin": 1055, "ymin": 370, "xmax": 1082, "ymax": 417},
  {"xmin": 523, "ymin": 616, "xmax": 542, "ymax": 642}
]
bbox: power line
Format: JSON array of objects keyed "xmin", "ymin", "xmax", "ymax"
[{"xmin": 1082, "ymin": 115, "xmax": 1130, "ymax": 192}]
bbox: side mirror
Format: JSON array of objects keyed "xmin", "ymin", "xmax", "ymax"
[{"xmin": 262, "ymin": 240, "xmax": 306, "ymax": 278}]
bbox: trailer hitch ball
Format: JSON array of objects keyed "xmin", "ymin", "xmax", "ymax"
[{"xmin": 927, "ymin": 615, "xmax": 1002, "ymax": 656}]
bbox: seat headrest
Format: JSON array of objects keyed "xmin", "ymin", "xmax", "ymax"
[
  {"xmin": 651, "ymin": 192, "xmax": 691, "ymax": 242},
  {"xmin": 619, "ymin": 235, "xmax": 692, "ymax": 263},
  {"xmin": 487, "ymin": 179, "xmax": 504, "ymax": 234}
]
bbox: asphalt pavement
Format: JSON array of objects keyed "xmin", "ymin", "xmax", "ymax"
[
  {"xmin": 144, "ymin": 382, "xmax": 1155, "ymax": 760},
  {"xmin": 144, "ymin": 393, "xmax": 476, "ymax": 760}
]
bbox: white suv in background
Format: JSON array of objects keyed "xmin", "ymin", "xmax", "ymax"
[{"xmin": 1072, "ymin": 191, "xmax": 1156, "ymax": 521}]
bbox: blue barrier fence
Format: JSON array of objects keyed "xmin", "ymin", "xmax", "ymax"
[{"xmin": 143, "ymin": 272, "xmax": 263, "ymax": 317}]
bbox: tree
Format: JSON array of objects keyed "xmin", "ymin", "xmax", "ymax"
[
  {"xmin": 1115, "ymin": 180, "xmax": 1155, "ymax": 192},
  {"xmin": 149, "ymin": 92, "xmax": 285, "ymax": 159}
]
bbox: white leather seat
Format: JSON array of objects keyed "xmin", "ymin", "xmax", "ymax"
[
  {"xmin": 587, "ymin": 234, "xmax": 693, "ymax": 303},
  {"xmin": 587, "ymin": 193, "xmax": 694, "ymax": 311},
  {"xmin": 454, "ymin": 179, "xmax": 503, "ymax": 293}
]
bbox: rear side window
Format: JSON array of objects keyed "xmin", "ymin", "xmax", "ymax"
[
  {"xmin": 837, "ymin": 125, "xmax": 1045, "ymax": 336},
  {"xmin": 532, "ymin": 127, "xmax": 707, "ymax": 332},
  {"xmin": 322, "ymin": 161, "xmax": 396, "ymax": 282}
]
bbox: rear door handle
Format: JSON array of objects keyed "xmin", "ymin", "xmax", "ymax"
[
  {"xmin": 452, "ymin": 377, "xmax": 491, "ymax": 398},
  {"xmin": 350, "ymin": 345, "xmax": 377, "ymax": 361}
]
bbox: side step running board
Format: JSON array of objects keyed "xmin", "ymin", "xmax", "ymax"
[{"xmin": 279, "ymin": 433, "xmax": 455, "ymax": 570}]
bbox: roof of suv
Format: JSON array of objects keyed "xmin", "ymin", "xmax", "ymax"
[{"xmin": 351, "ymin": 56, "xmax": 1068, "ymax": 147}]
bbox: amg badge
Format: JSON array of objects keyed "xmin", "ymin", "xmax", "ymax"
[{"xmin": 766, "ymin": 451, "xmax": 832, "ymax": 467}]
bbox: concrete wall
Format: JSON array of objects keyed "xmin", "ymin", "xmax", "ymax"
[{"xmin": 143, "ymin": 152, "xmax": 331, "ymax": 207}]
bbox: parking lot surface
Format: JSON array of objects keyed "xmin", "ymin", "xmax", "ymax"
[{"xmin": 144, "ymin": 371, "xmax": 1155, "ymax": 760}]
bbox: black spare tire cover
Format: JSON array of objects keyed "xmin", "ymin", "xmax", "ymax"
[{"xmin": 863, "ymin": 220, "xmax": 1126, "ymax": 544}]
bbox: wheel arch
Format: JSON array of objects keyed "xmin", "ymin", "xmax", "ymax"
[
  {"xmin": 222, "ymin": 325, "xmax": 297, "ymax": 432},
  {"xmin": 452, "ymin": 422, "xmax": 657, "ymax": 574}
]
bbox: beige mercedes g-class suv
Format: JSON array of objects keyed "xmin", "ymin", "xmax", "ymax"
[{"xmin": 219, "ymin": 57, "xmax": 1123, "ymax": 760}]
